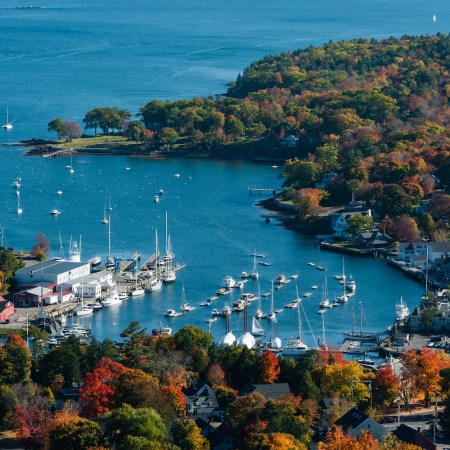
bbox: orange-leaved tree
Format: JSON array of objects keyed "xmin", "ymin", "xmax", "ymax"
[{"xmin": 260, "ymin": 350, "xmax": 281, "ymax": 384}]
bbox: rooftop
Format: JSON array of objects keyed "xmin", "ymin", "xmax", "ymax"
[{"xmin": 16, "ymin": 260, "xmax": 89, "ymax": 276}]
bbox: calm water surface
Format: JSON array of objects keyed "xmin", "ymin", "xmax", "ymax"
[{"xmin": 0, "ymin": 0, "xmax": 440, "ymax": 343}]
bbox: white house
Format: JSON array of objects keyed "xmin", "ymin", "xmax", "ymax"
[
  {"xmin": 331, "ymin": 210, "xmax": 372, "ymax": 237},
  {"xmin": 280, "ymin": 135, "xmax": 298, "ymax": 148},
  {"xmin": 15, "ymin": 261, "xmax": 91, "ymax": 286},
  {"xmin": 76, "ymin": 283, "xmax": 102, "ymax": 299},
  {"xmin": 427, "ymin": 242, "xmax": 450, "ymax": 263}
]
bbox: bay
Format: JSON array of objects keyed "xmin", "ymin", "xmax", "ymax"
[{"xmin": 0, "ymin": 0, "xmax": 436, "ymax": 344}]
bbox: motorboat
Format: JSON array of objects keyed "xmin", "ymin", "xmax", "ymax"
[
  {"xmin": 118, "ymin": 292, "xmax": 128, "ymax": 301},
  {"xmin": 259, "ymin": 261, "xmax": 270, "ymax": 266},
  {"xmin": 347, "ymin": 275, "xmax": 356, "ymax": 291},
  {"xmin": 92, "ymin": 302, "xmax": 103, "ymax": 311},
  {"xmin": 206, "ymin": 317, "xmax": 218, "ymax": 323},
  {"xmin": 223, "ymin": 276, "xmax": 238, "ymax": 288},
  {"xmin": 240, "ymin": 293, "xmax": 255, "ymax": 301},
  {"xmin": 102, "ymin": 290, "xmax": 122, "ymax": 307},
  {"xmin": 312, "ymin": 285, "xmax": 318, "ymax": 289},
  {"xmin": 159, "ymin": 189, "xmax": 164, "ymax": 195},
  {"xmin": 274, "ymin": 274, "xmax": 286, "ymax": 285},
  {"xmin": 130, "ymin": 287, "xmax": 145, "ymax": 297},
  {"xmin": 241, "ymin": 271, "xmax": 249, "ymax": 279},
  {"xmin": 164, "ymin": 309, "xmax": 181, "ymax": 317},
  {"xmin": 232, "ymin": 299, "xmax": 245, "ymax": 312},
  {"xmin": 154, "ymin": 195, "xmax": 160, "ymax": 203},
  {"xmin": 182, "ymin": 303, "xmax": 196, "ymax": 312},
  {"xmin": 395, "ymin": 297, "xmax": 409, "ymax": 321},
  {"xmin": 152, "ymin": 323, "xmax": 172, "ymax": 335},
  {"xmin": 89, "ymin": 256, "xmax": 102, "ymax": 267},
  {"xmin": 316, "ymin": 265, "xmax": 326, "ymax": 271},
  {"xmin": 290, "ymin": 274, "xmax": 298, "ymax": 279},
  {"xmin": 50, "ymin": 209, "xmax": 61, "ymax": 215},
  {"xmin": 216, "ymin": 288, "xmax": 227, "ymax": 295},
  {"xmin": 200, "ymin": 299, "xmax": 212, "ymax": 306}
]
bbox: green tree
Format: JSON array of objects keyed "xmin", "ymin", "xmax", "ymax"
[
  {"xmin": 175, "ymin": 325, "xmax": 213, "ymax": 354},
  {"xmin": 124, "ymin": 120, "xmax": 145, "ymax": 141},
  {"xmin": 159, "ymin": 127, "xmax": 179, "ymax": 149},
  {"xmin": 346, "ymin": 214, "xmax": 374, "ymax": 236},
  {"xmin": 281, "ymin": 159, "xmax": 319, "ymax": 189},
  {"xmin": 419, "ymin": 213, "xmax": 435, "ymax": 239},
  {"xmin": 48, "ymin": 118, "xmax": 64, "ymax": 139},
  {"xmin": 104, "ymin": 404, "xmax": 169, "ymax": 449},
  {"xmin": 49, "ymin": 417, "xmax": 107, "ymax": 450},
  {"xmin": 172, "ymin": 418, "xmax": 210, "ymax": 450},
  {"xmin": 139, "ymin": 100, "xmax": 171, "ymax": 128}
]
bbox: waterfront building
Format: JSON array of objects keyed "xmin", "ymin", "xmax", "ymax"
[
  {"xmin": 331, "ymin": 210, "xmax": 372, "ymax": 238},
  {"xmin": 14, "ymin": 286, "xmax": 54, "ymax": 307},
  {"xmin": 15, "ymin": 261, "xmax": 91, "ymax": 286},
  {"xmin": 0, "ymin": 298, "xmax": 15, "ymax": 322}
]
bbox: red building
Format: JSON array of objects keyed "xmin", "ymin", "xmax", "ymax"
[{"xmin": 0, "ymin": 297, "xmax": 15, "ymax": 322}]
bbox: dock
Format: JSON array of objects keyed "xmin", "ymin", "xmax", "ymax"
[{"xmin": 248, "ymin": 187, "xmax": 277, "ymax": 194}]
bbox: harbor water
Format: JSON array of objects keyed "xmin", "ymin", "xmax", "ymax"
[{"xmin": 0, "ymin": 0, "xmax": 441, "ymax": 344}]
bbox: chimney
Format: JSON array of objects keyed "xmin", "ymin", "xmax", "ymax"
[{"xmin": 417, "ymin": 427, "xmax": 421, "ymax": 432}]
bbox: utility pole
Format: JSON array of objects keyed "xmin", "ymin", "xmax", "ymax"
[{"xmin": 434, "ymin": 386, "xmax": 438, "ymax": 443}]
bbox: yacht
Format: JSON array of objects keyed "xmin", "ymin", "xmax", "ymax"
[
  {"xmin": 395, "ymin": 297, "xmax": 410, "ymax": 321},
  {"xmin": 164, "ymin": 309, "xmax": 182, "ymax": 317},
  {"xmin": 145, "ymin": 277, "xmax": 162, "ymax": 292},
  {"xmin": 50, "ymin": 209, "xmax": 61, "ymax": 216},
  {"xmin": 89, "ymin": 256, "xmax": 102, "ymax": 267},
  {"xmin": 75, "ymin": 304, "xmax": 94, "ymax": 316},
  {"xmin": 92, "ymin": 302, "xmax": 103, "ymax": 311},
  {"xmin": 222, "ymin": 276, "xmax": 238, "ymax": 288},
  {"xmin": 130, "ymin": 287, "xmax": 145, "ymax": 297},
  {"xmin": 347, "ymin": 275, "xmax": 356, "ymax": 292},
  {"xmin": 283, "ymin": 302, "xmax": 309, "ymax": 357},
  {"xmin": 102, "ymin": 290, "xmax": 122, "ymax": 307},
  {"xmin": 118, "ymin": 292, "xmax": 128, "ymax": 301},
  {"xmin": 274, "ymin": 274, "xmax": 286, "ymax": 285}
]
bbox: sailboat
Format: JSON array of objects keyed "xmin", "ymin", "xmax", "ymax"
[
  {"xmin": 264, "ymin": 281, "xmax": 276, "ymax": 320},
  {"xmin": 219, "ymin": 313, "xmax": 236, "ymax": 346},
  {"xmin": 162, "ymin": 212, "xmax": 176, "ymax": 284},
  {"xmin": 266, "ymin": 319, "xmax": 282, "ymax": 352},
  {"xmin": 319, "ymin": 272, "xmax": 330, "ymax": 308},
  {"xmin": 236, "ymin": 302, "xmax": 256, "ymax": 348},
  {"xmin": 67, "ymin": 156, "xmax": 74, "ymax": 174},
  {"xmin": 75, "ymin": 279, "xmax": 93, "ymax": 316},
  {"xmin": 108, "ymin": 196, "xmax": 112, "ymax": 211},
  {"xmin": 145, "ymin": 229, "xmax": 163, "ymax": 292},
  {"xmin": 16, "ymin": 190, "xmax": 22, "ymax": 215},
  {"xmin": 337, "ymin": 260, "xmax": 349, "ymax": 303},
  {"xmin": 254, "ymin": 282, "xmax": 263, "ymax": 319},
  {"xmin": 102, "ymin": 204, "xmax": 109, "ymax": 224},
  {"xmin": 180, "ymin": 282, "xmax": 195, "ymax": 312},
  {"xmin": 105, "ymin": 216, "xmax": 115, "ymax": 269},
  {"xmin": 251, "ymin": 316, "xmax": 266, "ymax": 336},
  {"xmin": 433, "ymin": 14, "xmax": 437, "ymax": 21},
  {"xmin": 283, "ymin": 300, "xmax": 308, "ymax": 357},
  {"xmin": 342, "ymin": 302, "xmax": 379, "ymax": 341},
  {"xmin": 319, "ymin": 312, "xmax": 328, "ymax": 350},
  {"xmin": 2, "ymin": 108, "xmax": 12, "ymax": 129}
]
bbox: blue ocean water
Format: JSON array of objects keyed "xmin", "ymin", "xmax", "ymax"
[{"xmin": 0, "ymin": 0, "xmax": 442, "ymax": 343}]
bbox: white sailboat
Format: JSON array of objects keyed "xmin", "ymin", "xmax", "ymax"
[
  {"xmin": 283, "ymin": 300, "xmax": 308, "ymax": 357},
  {"xmin": 180, "ymin": 282, "xmax": 195, "ymax": 312},
  {"xmin": 67, "ymin": 156, "xmax": 74, "ymax": 174},
  {"xmin": 102, "ymin": 204, "xmax": 109, "ymax": 224},
  {"xmin": 16, "ymin": 190, "xmax": 22, "ymax": 215},
  {"xmin": 236, "ymin": 302, "xmax": 256, "ymax": 348},
  {"xmin": 162, "ymin": 212, "xmax": 176, "ymax": 284},
  {"xmin": 145, "ymin": 229, "xmax": 163, "ymax": 292},
  {"xmin": 106, "ymin": 216, "xmax": 114, "ymax": 269},
  {"xmin": 219, "ymin": 314, "xmax": 236, "ymax": 346},
  {"xmin": 319, "ymin": 272, "xmax": 330, "ymax": 308},
  {"xmin": 2, "ymin": 108, "xmax": 12, "ymax": 129},
  {"xmin": 264, "ymin": 281, "xmax": 276, "ymax": 320},
  {"xmin": 254, "ymin": 282, "xmax": 263, "ymax": 319},
  {"xmin": 75, "ymin": 280, "xmax": 93, "ymax": 316},
  {"xmin": 251, "ymin": 316, "xmax": 266, "ymax": 336},
  {"xmin": 108, "ymin": 195, "xmax": 112, "ymax": 211}
]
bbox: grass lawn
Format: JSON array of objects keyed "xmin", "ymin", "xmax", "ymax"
[{"xmin": 55, "ymin": 135, "xmax": 137, "ymax": 149}]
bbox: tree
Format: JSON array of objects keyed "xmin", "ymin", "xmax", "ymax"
[
  {"xmin": 260, "ymin": 351, "xmax": 280, "ymax": 384},
  {"xmin": 281, "ymin": 159, "xmax": 319, "ymax": 189},
  {"xmin": 427, "ymin": 194, "xmax": 450, "ymax": 220},
  {"xmin": 293, "ymin": 188, "xmax": 327, "ymax": 221},
  {"xmin": 174, "ymin": 325, "xmax": 213, "ymax": 354},
  {"xmin": 158, "ymin": 127, "xmax": 179, "ymax": 149},
  {"xmin": 419, "ymin": 213, "xmax": 435, "ymax": 239},
  {"xmin": 373, "ymin": 365, "xmax": 399, "ymax": 407},
  {"xmin": 104, "ymin": 404, "xmax": 169, "ymax": 449},
  {"xmin": 79, "ymin": 357, "xmax": 127, "ymax": 417},
  {"xmin": 346, "ymin": 214, "xmax": 374, "ymax": 236},
  {"xmin": 318, "ymin": 427, "xmax": 378, "ymax": 449},
  {"xmin": 172, "ymin": 418, "xmax": 210, "ymax": 450},
  {"xmin": 124, "ymin": 120, "xmax": 145, "ymax": 141},
  {"xmin": 48, "ymin": 118, "xmax": 64, "ymax": 139},
  {"xmin": 391, "ymin": 215, "xmax": 420, "ymax": 242},
  {"xmin": 206, "ymin": 363, "xmax": 227, "ymax": 388},
  {"xmin": 0, "ymin": 334, "xmax": 32, "ymax": 384},
  {"xmin": 224, "ymin": 115, "xmax": 245, "ymax": 143},
  {"xmin": 379, "ymin": 185, "xmax": 414, "ymax": 218},
  {"xmin": 31, "ymin": 232, "xmax": 51, "ymax": 260},
  {"xmin": 49, "ymin": 416, "xmax": 107, "ymax": 450},
  {"xmin": 60, "ymin": 120, "xmax": 82, "ymax": 141},
  {"xmin": 0, "ymin": 247, "xmax": 24, "ymax": 293}
]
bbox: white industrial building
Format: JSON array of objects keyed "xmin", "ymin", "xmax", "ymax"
[{"xmin": 15, "ymin": 261, "xmax": 91, "ymax": 286}]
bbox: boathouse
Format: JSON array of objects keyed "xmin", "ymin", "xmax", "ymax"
[
  {"xmin": 0, "ymin": 298, "xmax": 15, "ymax": 322},
  {"xmin": 15, "ymin": 261, "xmax": 90, "ymax": 286}
]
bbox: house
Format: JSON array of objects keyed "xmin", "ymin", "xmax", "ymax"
[
  {"xmin": 183, "ymin": 380, "xmax": 222, "ymax": 420},
  {"xmin": 334, "ymin": 407, "xmax": 388, "ymax": 441},
  {"xmin": 0, "ymin": 298, "xmax": 15, "ymax": 322},
  {"xmin": 318, "ymin": 397, "xmax": 352, "ymax": 431},
  {"xmin": 331, "ymin": 210, "xmax": 372, "ymax": 238},
  {"xmin": 15, "ymin": 260, "xmax": 91, "ymax": 286},
  {"xmin": 355, "ymin": 230, "xmax": 393, "ymax": 249},
  {"xmin": 392, "ymin": 424, "xmax": 437, "ymax": 450},
  {"xmin": 427, "ymin": 242, "xmax": 450, "ymax": 263},
  {"xmin": 238, "ymin": 383, "xmax": 291, "ymax": 400},
  {"xmin": 315, "ymin": 172, "xmax": 338, "ymax": 189},
  {"xmin": 280, "ymin": 135, "xmax": 298, "ymax": 148}
]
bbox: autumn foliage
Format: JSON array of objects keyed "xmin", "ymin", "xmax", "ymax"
[{"xmin": 260, "ymin": 350, "xmax": 281, "ymax": 384}]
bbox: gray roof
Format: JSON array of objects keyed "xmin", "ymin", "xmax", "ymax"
[
  {"xmin": 238, "ymin": 383, "xmax": 291, "ymax": 400},
  {"xmin": 429, "ymin": 242, "xmax": 450, "ymax": 253},
  {"xmin": 16, "ymin": 261, "xmax": 88, "ymax": 276},
  {"xmin": 334, "ymin": 407, "xmax": 368, "ymax": 431}
]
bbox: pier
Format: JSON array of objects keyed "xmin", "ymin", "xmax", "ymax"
[{"xmin": 248, "ymin": 187, "xmax": 277, "ymax": 194}]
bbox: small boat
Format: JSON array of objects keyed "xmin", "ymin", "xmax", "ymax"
[
  {"xmin": 152, "ymin": 324, "xmax": 172, "ymax": 336},
  {"xmin": 208, "ymin": 296, "xmax": 218, "ymax": 302},
  {"xmin": 251, "ymin": 316, "xmax": 266, "ymax": 336},
  {"xmin": 251, "ymin": 252, "xmax": 266, "ymax": 258},
  {"xmin": 154, "ymin": 195, "xmax": 160, "ymax": 203},
  {"xmin": 240, "ymin": 293, "xmax": 255, "ymax": 301},
  {"xmin": 125, "ymin": 166, "xmax": 131, "ymax": 170},
  {"xmin": 262, "ymin": 292, "xmax": 271, "ymax": 297},
  {"xmin": 316, "ymin": 265, "xmax": 326, "ymax": 271},
  {"xmin": 285, "ymin": 303, "xmax": 297, "ymax": 308},
  {"xmin": 317, "ymin": 309, "xmax": 326, "ymax": 314},
  {"xmin": 159, "ymin": 189, "xmax": 164, "ymax": 195},
  {"xmin": 259, "ymin": 261, "xmax": 270, "ymax": 266},
  {"xmin": 164, "ymin": 309, "xmax": 181, "ymax": 317},
  {"xmin": 275, "ymin": 308, "xmax": 283, "ymax": 314},
  {"xmin": 241, "ymin": 271, "xmax": 249, "ymax": 279},
  {"xmin": 130, "ymin": 287, "xmax": 145, "ymax": 297},
  {"xmin": 92, "ymin": 302, "xmax": 103, "ymax": 311},
  {"xmin": 182, "ymin": 304, "xmax": 196, "ymax": 312},
  {"xmin": 174, "ymin": 173, "xmax": 180, "ymax": 178},
  {"xmin": 102, "ymin": 204, "xmax": 109, "ymax": 224},
  {"xmin": 290, "ymin": 274, "xmax": 298, "ymax": 279},
  {"xmin": 200, "ymin": 300, "xmax": 212, "ymax": 306},
  {"xmin": 274, "ymin": 274, "xmax": 286, "ymax": 285},
  {"xmin": 76, "ymin": 304, "xmax": 94, "ymax": 316},
  {"xmin": 102, "ymin": 290, "xmax": 122, "ymax": 307},
  {"xmin": 206, "ymin": 317, "xmax": 218, "ymax": 323},
  {"xmin": 311, "ymin": 285, "xmax": 318, "ymax": 290},
  {"xmin": 433, "ymin": 14, "xmax": 437, "ymax": 21},
  {"xmin": 89, "ymin": 256, "xmax": 102, "ymax": 267},
  {"xmin": 12, "ymin": 179, "xmax": 21, "ymax": 189},
  {"xmin": 2, "ymin": 108, "xmax": 13, "ymax": 129},
  {"xmin": 303, "ymin": 292, "xmax": 312, "ymax": 297},
  {"xmin": 217, "ymin": 288, "xmax": 226, "ymax": 295},
  {"xmin": 118, "ymin": 292, "xmax": 128, "ymax": 301},
  {"xmin": 56, "ymin": 190, "xmax": 63, "ymax": 196},
  {"xmin": 50, "ymin": 209, "xmax": 61, "ymax": 215},
  {"xmin": 307, "ymin": 262, "xmax": 316, "ymax": 267}
]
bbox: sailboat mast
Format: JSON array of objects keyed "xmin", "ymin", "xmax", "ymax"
[
  {"xmin": 271, "ymin": 281, "xmax": 274, "ymax": 312},
  {"xmin": 359, "ymin": 302, "xmax": 363, "ymax": 336},
  {"xmin": 351, "ymin": 307, "xmax": 355, "ymax": 336},
  {"xmin": 298, "ymin": 300, "xmax": 303, "ymax": 340},
  {"xmin": 165, "ymin": 211, "xmax": 168, "ymax": 255},
  {"xmin": 155, "ymin": 229, "xmax": 159, "ymax": 278},
  {"xmin": 108, "ymin": 216, "xmax": 111, "ymax": 259},
  {"xmin": 322, "ymin": 313, "xmax": 326, "ymax": 346}
]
